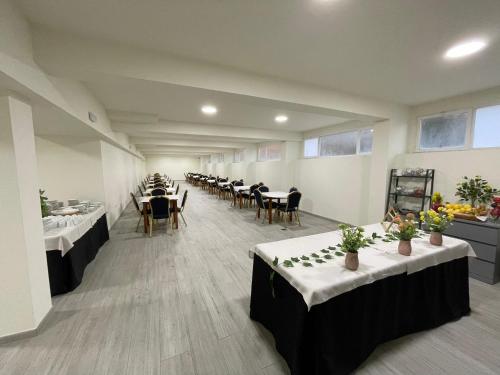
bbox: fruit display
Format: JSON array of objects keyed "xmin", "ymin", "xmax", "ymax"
[{"xmin": 443, "ymin": 203, "xmax": 488, "ymax": 219}]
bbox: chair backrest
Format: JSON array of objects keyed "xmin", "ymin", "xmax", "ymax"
[
  {"xmin": 150, "ymin": 196, "xmax": 170, "ymax": 219},
  {"xmin": 142, "ymin": 181, "xmax": 147, "ymax": 190},
  {"xmin": 151, "ymin": 188, "xmax": 166, "ymax": 196},
  {"xmin": 175, "ymin": 185, "xmax": 180, "ymax": 194},
  {"xmin": 138, "ymin": 185, "xmax": 143, "ymax": 196},
  {"xmin": 181, "ymin": 190, "xmax": 188, "ymax": 209},
  {"xmin": 289, "ymin": 186, "xmax": 298, "ymax": 193},
  {"xmin": 253, "ymin": 188, "xmax": 266, "ymax": 209},
  {"xmin": 171, "ymin": 181, "xmax": 175, "ymax": 188},
  {"xmin": 259, "ymin": 185, "xmax": 269, "ymax": 193},
  {"xmin": 219, "ymin": 178, "xmax": 227, "ymax": 182},
  {"xmin": 234, "ymin": 180, "xmax": 243, "ymax": 186},
  {"xmin": 258, "ymin": 182, "xmax": 264, "ymax": 187},
  {"xmin": 130, "ymin": 193, "xmax": 141, "ymax": 212},
  {"xmin": 286, "ymin": 191, "xmax": 302, "ymax": 211},
  {"xmin": 229, "ymin": 183, "xmax": 236, "ymax": 197},
  {"xmin": 154, "ymin": 183, "xmax": 164, "ymax": 188},
  {"xmin": 249, "ymin": 184, "xmax": 259, "ymax": 193}
]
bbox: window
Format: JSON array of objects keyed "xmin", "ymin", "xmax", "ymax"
[
  {"xmin": 418, "ymin": 110, "xmax": 470, "ymax": 151},
  {"xmin": 233, "ymin": 149, "xmax": 244, "ymax": 163},
  {"xmin": 359, "ymin": 129, "xmax": 374, "ymax": 154},
  {"xmin": 258, "ymin": 143, "xmax": 281, "ymax": 161},
  {"xmin": 319, "ymin": 131, "xmax": 358, "ymax": 156},
  {"xmin": 304, "ymin": 138, "xmax": 319, "ymax": 158},
  {"xmin": 473, "ymin": 105, "xmax": 500, "ymax": 148},
  {"xmin": 303, "ymin": 129, "xmax": 373, "ymax": 158},
  {"xmin": 211, "ymin": 153, "xmax": 224, "ymax": 163}
]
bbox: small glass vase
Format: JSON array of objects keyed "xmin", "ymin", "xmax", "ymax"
[
  {"xmin": 398, "ymin": 240, "xmax": 412, "ymax": 256},
  {"xmin": 345, "ymin": 252, "xmax": 359, "ymax": 271},
  {"xmin": 430, "ymin": 231, "xmax": 443, "ymax": 246}
]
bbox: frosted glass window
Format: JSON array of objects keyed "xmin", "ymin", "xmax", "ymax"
[
  {"xmin": 304, "ymin": 138, "xmax": 319, "ymax": 158},
  {"xmin": 419, "ymin": 111, "xmax": 468, "ymax": 150},
  {"xmin": 233, "ymin": 150, "xmax": 244, "ymax": 162},
  {"xmin": 319, "ymin": 131, "xmax": 357, "ymax": 156},
  {"xmin": 258, "ymin": 143, "xmax": 281, "ymax": 161},
  {"xmin": 474, "ymin": 105, "xmax": 500, "ymax": 148},
  {"xmin": 359, "ymin": 129, "xmax": 373, "ymax": 154}
]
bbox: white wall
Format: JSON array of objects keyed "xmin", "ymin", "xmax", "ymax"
[
  {"xmin": 146, "ymin": 156, "xmax": 200, "ymax": 180},
  {"xmin": 35, "ymin": 136, "xmax": 106, "ymax": 204},
  {"xmin": 0, "ymin": 0, "xmax": 34, "ymax": 66},
  {"xmin": 101, "ymin": 141, "xmax": 146, "ymax": 227},
  {"xmin": 397, "ymin": 87, "xmax": 500, "ymax": 203}
]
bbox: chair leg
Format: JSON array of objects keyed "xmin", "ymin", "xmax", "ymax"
[
  {"xmin": 149, "ymin": 216, "xmax": 153, "ymax": 237},
  {"xmin": 136, "ymin": 215, "xmax": 142, "ymax": 232},
  {"xmin": 180, "ymin": 212, "xmax": 187, "ymax": 226},
  {"xmin": 255, "ymin": 208, "xmax": 259, "ymax": 221},
  {"xmin": 295, "ymin": 211, "xmax": 301, "ymax": 226}
]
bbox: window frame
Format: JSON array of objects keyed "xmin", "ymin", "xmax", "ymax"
[
  {"xmin": 258, "ymin": 142, "xmax": 282, "ymax": 162},
  {"xmin": 303, "ymin": 128, "xmax": 373, "ymax": 159},
  {"xmin": 233, "ymin": 149, "xmax": 244, "ymax": 163},
  {"xmin": 303, "ymin": 137, "xmax": 319, "ymax": 158},
  {"xmin": 416, "ymin": 109, "xmax": 473, "ymax": 152},
  {"xmin": 471, "ymin": 104, "xmax": 500, "ymax": 150}
]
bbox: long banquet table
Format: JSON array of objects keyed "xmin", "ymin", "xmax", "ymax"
[
  {"xmin": 249, "ymin": 223, "xmax": 475, "ymax": 375},
  {"xmin": 45, "ymin": 206, "xmax": 109, "ymax": 296}
]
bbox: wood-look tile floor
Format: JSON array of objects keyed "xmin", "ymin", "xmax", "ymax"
[{"xmin": 1, "ymin": 182, "xmax": 500, "ymax": 375}]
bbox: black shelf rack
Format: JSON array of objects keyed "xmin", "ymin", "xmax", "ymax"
[{"xmin": 385, "ymin": 169, "xmax": 435, "ymax": 224}]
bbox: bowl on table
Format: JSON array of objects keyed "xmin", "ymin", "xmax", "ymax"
[{"xmin": 68, "ymin": 199, "xmax": 80, "ymax": 206}]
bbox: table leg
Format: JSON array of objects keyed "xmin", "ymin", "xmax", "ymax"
[
  {"xmin": 239, "ymin": 194, "xmax": 243, "ymax": 209},
  {"xmin": 268, "ymin": 198, "xmax": 273, "ymax": 224}
]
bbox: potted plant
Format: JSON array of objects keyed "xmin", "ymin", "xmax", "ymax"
[
  {"xmin": 338, "ymin": 224, "xmax": 368, "ymax": 270},
  {"xmin": 456, "ymin": 176, "xmax": 498, "ymax": 210},
  {"xmin": 39, "ymin": 189, "xmax": 50, "ymax": 218},
  {"xmin": 420, "ymin": 208, "xmax": 454, "ymax": 246},
  {"xmin": 392, "ymin": 213, "xmax": 418, "ymax": 256}
]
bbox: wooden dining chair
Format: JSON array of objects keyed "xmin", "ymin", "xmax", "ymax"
[
  {"xmin": 253, "ymin": 188, "xmax": 277, "ymax": 223},
  {"xmin": 130, "ymin": 193, "xmax": 148, "ymax": 232}
]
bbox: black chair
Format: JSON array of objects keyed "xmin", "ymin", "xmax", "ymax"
[
  {"xmin": 234, "ymin": 180, "xmax": 244, "ymax": 186},
  {"xmin": 254, "ymin": 188, "xmax": 277, "ymax": 223},
  {"xmin": 148, "ymin": 196, "xmax": 170, "ymax": 236},
  {"xmin": 172, "ymin": 190, "xmax": 188, "ymax": 226},
  {"xmin": 142, "ymin": 181, "xmax": 147, "ymax": 190},
  {"xmin": 175, "ymin": 184, "xmax": 180, "ymax": 195},
  {"xmin": 138, "ymin": 185, "xmax": 144, "ymax": 196},
  {"xmin": 241, "ymin": 183, "xmax": 259, "ymax": 208},
  {"xmin": 289, "ymin": 186, "xmax": 298, "ymax": 192},
  {"xmin": 130, "ymin": 193, "xmax": 149, "ymax": 232},
  {"xmin": 229, "ymin": 183, "xmax": 240, "ymax": 207},
  {"xmin": 278, "ymin": 191, "xmax": 302, "ymax": 226},
  {"xmin": 151, "ymin": 188, "xmax": 166, "ymax": 196}
]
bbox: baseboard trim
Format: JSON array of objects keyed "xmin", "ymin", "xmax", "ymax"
[
  {"xmin": 0, "ymin": 305, "xmax": 53, "ymax": 344},
  {"xmin": 299, "ymin": 209, "xmax": 341, "ymax": 224}
]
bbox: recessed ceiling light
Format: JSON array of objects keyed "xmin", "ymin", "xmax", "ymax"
[
  {"xmin": 444, "ymin": 40, "xmax": 487, "ymax": 59},
  {"xmin": 275, "ymin": 115, "xmax": 288, "ymax": 123},
  {"xmin": 201, "ymin": 105, "xmax": 217, "ymax": 115}
]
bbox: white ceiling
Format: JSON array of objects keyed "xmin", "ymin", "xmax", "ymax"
[
  {"xmin": 17, "ymin": 0, "xmax": 500, "ymax": 105},
  {"xmin": 83, "ymin": 76, "xmax": 349, "ymax": 132}
]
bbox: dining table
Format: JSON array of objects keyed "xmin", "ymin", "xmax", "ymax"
[
  {"xmin": 140, "ymin": 195, "xmax": 180, "ymax": 231},
  {"xmin": 233, "ymin": 185, "xmax": 250, "ymax": 208},
  {"xmin": 261, "ymin": 191, "xmax": 289, "ymax": 223},
  {"xmin": 249, "ymin": 224, "xmax": 475, "ymax": 375}
]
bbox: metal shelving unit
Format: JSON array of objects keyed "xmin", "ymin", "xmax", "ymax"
[{"xmin": 385, "ymin": 169, "xmax": 435, "ymax": 225}]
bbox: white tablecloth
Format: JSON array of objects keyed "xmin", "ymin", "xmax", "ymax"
[
  {"xmin": 250, "ymin": 223, "xmax": 475, "ymax": 310},
  {"xmin": 44, "ymin": 206, "xmax": 106, "ymax": 256},
  {"xmin": 234, "ymin": 185, "xmax": 251, "ymax": 192}
]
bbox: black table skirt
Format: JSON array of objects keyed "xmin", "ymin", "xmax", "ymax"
[
  {"xmin": 250, "ymin": 255, "xmax": 470, "ymax": 375},
  {"xmin": 46, "ymin": 214, "xmax": 109, "ymax": 296}
]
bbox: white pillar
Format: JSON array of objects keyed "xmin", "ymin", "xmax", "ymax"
[{"xmin": 0, "ymin": 96, "xmax": 52, "ymax": 338}]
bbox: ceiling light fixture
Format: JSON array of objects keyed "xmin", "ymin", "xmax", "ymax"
[
  {"xmin": 275, "ymin": 115, "xmax": 288, "ymax": 123},
  {"xmin": 201, "ymin": 105, "xmax": 217, "ymax": 115},
  {"xmin": 444, "ymin": 39, "xmax": 487, "ymax": 59}
]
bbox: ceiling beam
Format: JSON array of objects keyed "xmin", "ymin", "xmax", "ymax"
[
  {"xmin": 131, "ymin": 137, "xmax": 250, "ymax": 149},
  {"xmin": 112, "ymin": 121, "xmax": 303, "ymax": 142}
]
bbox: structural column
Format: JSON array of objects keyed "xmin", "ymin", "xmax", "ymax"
[{"xmin": 0, "ymin": 96, "xmax": 52, "ymax": 338}]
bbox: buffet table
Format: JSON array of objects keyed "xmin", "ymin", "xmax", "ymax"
[
  {"xmin": 44, "ymin": 207, "xmax": 109, "ymax": 296},
  {"xmin": 249, "ymin": 224, "xmax": 475, "ymax": 375}
]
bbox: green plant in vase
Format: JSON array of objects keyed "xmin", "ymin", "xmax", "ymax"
[
  {"xmin": 456, "ymin": 176, "xmax": 498, "ymax": 211},
  {"xmin": 420, "ymin": 208, "xmax": 454, "ymax": 246},
  {"xmin": 392, "ymin": 213, "xmax": 418, "ymax": 256},
  {"xmin": 338, "ymin": 223, "xmax": 369, "ymax": 270},
  {"xmin": 39, "ymin": 189, "xmax": 50, "ymax": 218}
]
